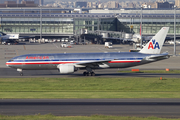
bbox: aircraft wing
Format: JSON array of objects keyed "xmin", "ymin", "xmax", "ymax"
[
  {"xmin": 74, "ymin": 59, "xmax": 112, "ymax": 68},
  {"xmin": 165, "ymin": 36, "xmax": 180, "ymax": 41},
  {"xmin": 143, "ymin": 36, "xmax": 180, "ymax": 42}
]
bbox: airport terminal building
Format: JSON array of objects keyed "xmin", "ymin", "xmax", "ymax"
[{"xmin": 0, "ymin": 8, "xmax": 180, "ymax": 39}]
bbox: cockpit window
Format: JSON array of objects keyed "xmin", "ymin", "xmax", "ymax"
[{"xmin": 9, "ymin": 59, "xmax": 14, "ymax": 62}]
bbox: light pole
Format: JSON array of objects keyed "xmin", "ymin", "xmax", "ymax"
[
  {"xmin": 40, "ymin": 6, "xmax": 42, "ymax": 42},
  {"xmin": 140, "ymin": 5, "xmax": 143, "ymax": 49},
  {"xmin": 174, "ymin": 5, "xmax": 176, "ymax": 56}
]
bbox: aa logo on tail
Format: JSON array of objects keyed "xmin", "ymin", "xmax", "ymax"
[{"xmin": 148, "ymin": 39, "xmax": 160, "ymax": 49}]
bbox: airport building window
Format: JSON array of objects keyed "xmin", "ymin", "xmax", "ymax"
[
  {"xmin": 169, "ymin": 27, "xmax": 174, "ymax": 33},
  {"xmin": 94, "ymin": 20, "xmax": 98, "ymax": 25},
  {"xmin": 1, "ymin": 9, "xmax": 180, "ymax": 36},
  {"xmin": 24, "ymin": 27, "xmax": 29, "ymax": 33}
]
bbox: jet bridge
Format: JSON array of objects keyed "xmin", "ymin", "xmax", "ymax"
[{"xmin": 74, "ymin": 28, "xmax": 134, "ymax": 44}]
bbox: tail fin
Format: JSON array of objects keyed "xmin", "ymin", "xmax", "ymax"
[{"xmin": 139, "ymin": 27, "xmax": 169, "ymax": 54}]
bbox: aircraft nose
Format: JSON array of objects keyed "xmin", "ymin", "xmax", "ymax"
[
  {"xmin": 6, "ymin": 62, "xmax": 9, "ymax": 67},
  {"xmin": 6, "ymin": 59, "xmax": 14, "ymax": 67}
]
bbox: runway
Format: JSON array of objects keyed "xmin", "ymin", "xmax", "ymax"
[
  {"xmin": 1, "ymin": 68, "xmax": 180, "ymax": 78},
  {"xmin": 0, "ymin": 99, "xmax": 180, "ymax": 117}
]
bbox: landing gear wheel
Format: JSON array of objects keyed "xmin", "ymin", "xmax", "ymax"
[
  {"xmin": 87, "ymin": 72, "xmax": 91, "ymax": 76},
  {"xmin": 83, "ymin": 71, "xmax": 96, "ymax": 76},
  {"xmin": 20, "ymin": 72, "xmax": 23, "ymax": 76},
  {"xmin": 91, "ymin": 72, "xmax": 95, "ymax": 76},
  {"xmin": 83, "ymin": 72, "xmax": 87, "ymax": 76}
]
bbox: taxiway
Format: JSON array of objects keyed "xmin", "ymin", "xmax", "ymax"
[{"xmin": 0, "ymin": 99, "xmax": 180, "ymax": 117}]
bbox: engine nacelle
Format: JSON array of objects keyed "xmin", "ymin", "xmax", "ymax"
[{"xmin": 57, "ymin": 64, "xmax": 77, "ymax": 74}]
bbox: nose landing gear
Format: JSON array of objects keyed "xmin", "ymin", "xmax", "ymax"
[
  {"xmin": 20, "ymin": 72, "xmax": 23, "ymax": 76},
  {"xmin": 17, "ymin": 68, "xmax": 23, "ymax": 76}
]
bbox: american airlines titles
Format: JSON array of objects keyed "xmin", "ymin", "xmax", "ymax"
[{"xmin": 26, "ymin": 56, "xmax": 49, "ymax": 59}]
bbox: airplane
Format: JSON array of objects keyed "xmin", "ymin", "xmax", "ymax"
[
  {"xmin": 0, "ymin": 32, "xmax": 20, "ymax": 45},
  {"xmin": 131, "ymin": 33, "xmax": 179, "ymax": 44},
  {"xmin": 0, "ymin": 32, "xmax": 19, "ymax": 44},
  {"xmin": 0, "ymin": 32, "xmax": 35, "ymax": 45},
  {"xmin": 0, "ymin": 32, "xmax": 19, "ymax": 40},
  {"xmin": 6, "ymin": 27, "xmax": 170, "ymax": 76}
]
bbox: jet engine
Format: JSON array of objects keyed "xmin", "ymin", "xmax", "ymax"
[{"xmin": 57, "ymin": 64, "xmax": 77, "ymax": 74}]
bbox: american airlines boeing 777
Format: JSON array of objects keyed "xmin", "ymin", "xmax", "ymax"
[{"xmin": 6, "ymin": 27, "xmax": 170, "ymax": 76}]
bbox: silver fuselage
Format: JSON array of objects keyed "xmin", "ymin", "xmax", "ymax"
[{"xmin": 6, "ymin": 52, "xmax": 168, "ymax": 70}]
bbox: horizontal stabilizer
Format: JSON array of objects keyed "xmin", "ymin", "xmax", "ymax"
[{"xmin": 143, "ymin": 53, "xmax": 170, "ymax": 61}]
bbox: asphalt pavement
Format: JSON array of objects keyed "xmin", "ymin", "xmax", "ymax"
[
  {"xmin": 1, "ymin": 68, "xmax": 180, "ymax": 78},
  {"xmin": 0, "ymin": 42, "xmax": 180, "ymax": 118},
  {"xmin": 0, "ymin": 99, "xmax": 180, "ymax": 117}
]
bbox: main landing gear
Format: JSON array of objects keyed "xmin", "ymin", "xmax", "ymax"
[
  {"xmin": 83, "ymin": 67, "xmax": 95, "ymax": 76},
  {"xmin": 83, "ymin": 71, "xmax": 95, "ymax": 76}
]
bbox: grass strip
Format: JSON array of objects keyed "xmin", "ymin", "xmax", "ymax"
[
  {"xmin": 119, "ymin": 70, "xmax": 180, "ymax": 74},
  {"xmin": 0, "ymin": 92, "xmax": 180, "ymax": 99},
  {"xmin": 0, "ymin": 77, "xmax": 180, "ymax": 98},
  {"xmin": 0, "ymin": 114, "xmax": 180, "ymax": 120}
]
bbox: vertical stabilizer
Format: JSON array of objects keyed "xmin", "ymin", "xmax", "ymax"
[{"xmin": 139, "ymin": 27, "xmax": 169, "ymax": 54}]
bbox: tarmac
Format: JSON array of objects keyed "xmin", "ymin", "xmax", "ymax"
[
  {"xmin": 1, "ymin": 99, "xmax": 180, "ymax": 117},
  {"xmin": 1, "ymin": 42, "xmax": 180, "ymax": 117},
  {"xmin": 0, "ymin": 42, "xmax": 180, "ymax": 69}
]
